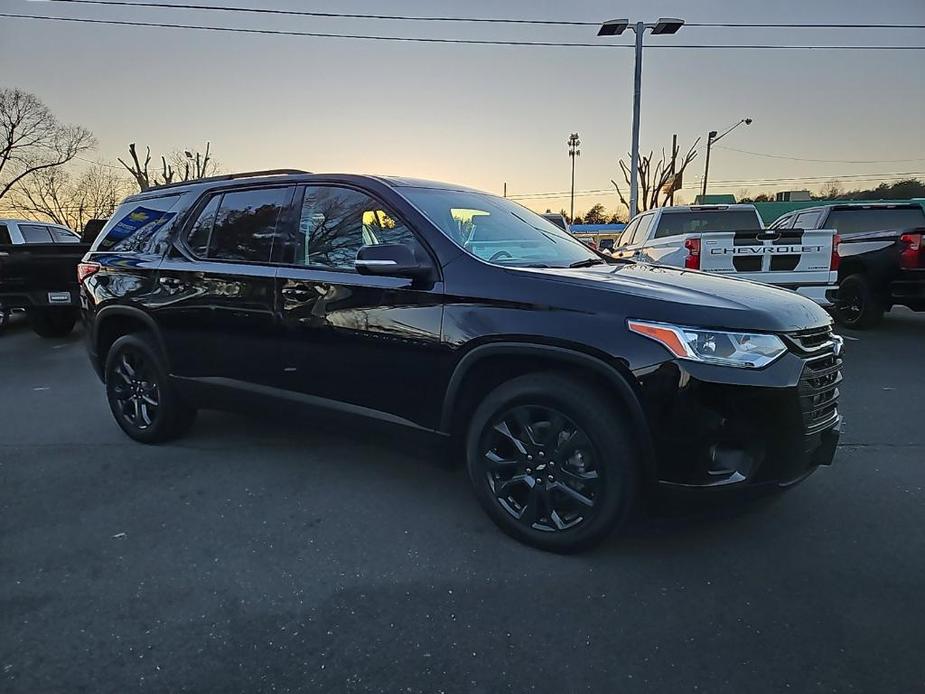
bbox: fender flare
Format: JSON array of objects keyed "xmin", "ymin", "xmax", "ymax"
[
  {"xmin": 439, "ymin": 342, "xmax": 656, "ymax": 471},
  {"xmin": 93, "ymin": 305, "xmax": 170, "ymax": 370}
]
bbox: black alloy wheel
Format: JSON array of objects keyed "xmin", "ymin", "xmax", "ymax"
[
  {"xmin": 835, "ymin": 273, "xmax": 883, "ymax": 329},
  {"xmin": 110, "ymin": 347, "xmax": 161, "ymax": 431},
  {"xmin": 480, "ymin": 405, "xmax": 601, "ymax": 532},
  {"xmin": 466, "ymin": 372, "xmax": 638, "ymax": 553},
  {"xmin": 105, "ymin": 333, "xmax": 196, "ymax": 443}
]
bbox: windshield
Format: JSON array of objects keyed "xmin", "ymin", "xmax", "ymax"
[
  {"xmin": 401, "ymin": 187, "xmax": 600, "ymax": 267},
  {"xmin": 825, "ymin": 207, "xmax": 925, "ymax": 235}
]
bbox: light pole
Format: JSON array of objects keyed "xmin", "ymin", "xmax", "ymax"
[
  {"xmin": 598, "ymin": 17, "xmax": 684, "ymax": 219},
  {"xmin": 701, "ymin": 118, "xmax": 753, "ymax": 197},
  {"xmin": 567, "ymin": 132, "xmax": 580, "ymax": 222}
]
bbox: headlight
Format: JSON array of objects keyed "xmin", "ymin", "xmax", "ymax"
[{"xmin": 627, "ymin": 320, "xmax": 787, "ymax": 369}]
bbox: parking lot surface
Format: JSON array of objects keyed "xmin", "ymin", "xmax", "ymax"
[{"xmin": 1, "ymin": 311, "xmax": 923, "ymax": 693}]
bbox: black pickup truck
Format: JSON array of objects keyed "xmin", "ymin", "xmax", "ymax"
[
  {"xmin": 769, "ymin": 203, "xmax": 925, "ymax": 328},
  {"xmin": 0, "ymin": 219, "xmax": 90, "ymax": 337}
]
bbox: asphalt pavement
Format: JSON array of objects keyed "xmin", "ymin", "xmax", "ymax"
[{"xmin": 1, "ymin": 310, "xmax": 923, "ymax": 693}]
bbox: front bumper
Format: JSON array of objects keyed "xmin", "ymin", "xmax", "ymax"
[{"xmin": 636, "ymin": 330, "xmax": 841, "ymax": 492}]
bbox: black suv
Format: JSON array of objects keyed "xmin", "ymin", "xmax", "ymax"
[{"xmin": 80, "ymin": 171, "xmax": 842, "ymax": 552}]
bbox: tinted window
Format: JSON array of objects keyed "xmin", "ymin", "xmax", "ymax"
[
  {"xmin": 825, "ymin": 207, "xmax": 925, "ymax": 235},
  {"xmin": 19, "ymin": 224, "xmax": 54, "ymax": 243},
  {"xmin": 655, "ymin": 210, "xmax": 761, "ymax": 236},
  {"xmin": 0, "ymin": 224, "xmax": 10, "ymax": 245},
  {"xmin": 630, "ymin": 215, "xmax": 653, "ymax": 244},
  {"xmin": 95, "ymin": 195, "xmax": 184, "ymax": 253},
  {"xmin": 769, "ymin": 214, "xmax": 794, "ymax": 229},
  {"xmin": 187, "ymin": 195, "xmax": 220, "ymax": 257},
  {"xmin": 208, "ymin": 187, "xmax": 293, "ymax": 262},
  {"xmin": 291, "ymin": 186, "xmax": 419, "ymax": 270},
  {"xmin": 793, "ymin": 211, "xmax": 822, "ymax": 229},
  {"xmin": 50, "ymin": 227, "xmax": 80, "ymax": 243}
]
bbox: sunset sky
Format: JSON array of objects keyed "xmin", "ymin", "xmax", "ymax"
[{"xmin": 3, "ymin": 0, "xmax": 924, "ymax": 216}]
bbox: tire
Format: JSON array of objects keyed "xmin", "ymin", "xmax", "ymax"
[
  {"xmin": 834, "ymin": 273, "xmax": 884, "ymax": 329},
  {"xmin": 104, "ymin": 333, "xmax": 197, "ymax": 444},
  {"xmin": 29, "ymin": 308, "xmax": 78, "ymax": 338},
  {"xmin": 465, "ymin": 372, "xmax": 640, "ymax": 553}
]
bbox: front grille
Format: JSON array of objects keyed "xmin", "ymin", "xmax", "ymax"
[{"xmin": 787, "ymin": 327, "xmax": 842, "ymax": 435}]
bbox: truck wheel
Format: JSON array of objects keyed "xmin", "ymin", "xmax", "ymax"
[
  {"xmin": 105, "ymin": 333, "xmax": 197, "ymax": 444},
  {"xmin": 835, "ymin": 274, "xmax": 884, "ymax": 329},
  {"xmin": 465, "ymin": 372, "xmax": 639, "ymax": 553},
  {"xmin": 29, "ymin": 308, "xmax": 78, "ymax": 338}
]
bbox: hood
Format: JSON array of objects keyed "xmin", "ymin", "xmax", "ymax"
[{"xmin": 517, "ymin": 262, "xmax": 832, "ymax": 333}]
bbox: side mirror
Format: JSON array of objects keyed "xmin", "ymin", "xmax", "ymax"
[{"xmin": 355, "ymin": 243, "xmax": 432, "ymax": 280}]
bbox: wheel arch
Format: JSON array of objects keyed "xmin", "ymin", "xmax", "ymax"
[
  {"xmin": 93, "ymin": 305, "xmax": 168, "ymax": 378},
  {"xmin": 440, "ymin": 342, "xmax": 656, "ymax": 474}
]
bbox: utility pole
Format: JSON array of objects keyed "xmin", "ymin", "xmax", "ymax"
[
  {"xmin": 597, "ymin": 18, "xmax": 684, "ymax": 218},
  {"xmin": 702, "ymin": 117, "xmax": 753, "ymax": 197},
  {"xmin": 669, "ymin": 133, "xmax": 678, "ymax": 205},
  {"xmin": 567, "ymin": 132, "xmax": 580, "ymax": 222},
  {"xmin": 503, "ymin": 182, "xmax": 507, "ymax": 198}
]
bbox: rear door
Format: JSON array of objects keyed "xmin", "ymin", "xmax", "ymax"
[{"xmin": 156, "ymin": 185, "xmax": 296, "ymax": 384}]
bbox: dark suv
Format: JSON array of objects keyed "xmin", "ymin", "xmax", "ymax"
[{"xmin": 80, "ymin": 170, "xmax": 842, "ymax": 552}]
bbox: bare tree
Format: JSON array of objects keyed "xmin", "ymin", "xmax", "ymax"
[
  {"xmin": 119, "ymin": 141, "xmax": 217, "ymax": 191},
  {"xmin": 611, "ymin": 138, "xmax": 700, "ymax": 213},
  {"xmin": 0, "ymin": 88, "xmax": 95, "ymax": 201},
  {"xmin": 9, "ymin": 163, "xmax": 131, "ymax": 231},
  {"xmin": 819, "ymin": 180, "xmax": 843, "ymax": 200}
]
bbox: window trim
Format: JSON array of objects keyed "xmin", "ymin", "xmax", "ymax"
[
  {"xmin": 273, "ymin": 182, "xmax": 442, "ymax": 279},
  {"xmin": 177, "ymin": 183, "xmax": 298, "ymax": 267}
]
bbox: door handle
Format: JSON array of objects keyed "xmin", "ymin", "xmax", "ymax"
[{"xmin": 282, "ymin": 287, "xmax": 313, "ymax": 301}]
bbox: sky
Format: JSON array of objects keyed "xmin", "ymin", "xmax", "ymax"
[{"xmin": 2, "ymin": 0, "xmax": 924, "ymax": 216}]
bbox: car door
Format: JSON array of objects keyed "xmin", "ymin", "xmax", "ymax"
[
  {"xmin": 273, "ymin": 183, "xmax": 444, "ymax": 428},
  {"xmin": 155, "ymin": 185, "xmax": 296, "ymax": 385}
]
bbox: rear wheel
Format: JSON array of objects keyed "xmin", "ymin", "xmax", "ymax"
[
  {"xmin": 465, "ymin": 373, "xmax": 639, "ymax": 553},
  {"xmin": 105, "ymin": 333, "xmax": 196, "ymax": 443},
  {"xmin": 29, "ymin": 307, "xmax": 78, "ymax": 338},
  {"xmin": 834, "ymin": 273, "xmax": 883, "ymax": 329}
]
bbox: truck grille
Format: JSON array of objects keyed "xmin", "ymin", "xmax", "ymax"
[{"xmin": 785, "ymin": 327, "xmax": 842, "ymax": 435}]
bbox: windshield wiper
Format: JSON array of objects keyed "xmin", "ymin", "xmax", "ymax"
[{"xmin": 568, "ymin": 258, "xmax": 607, "ymax": 268}]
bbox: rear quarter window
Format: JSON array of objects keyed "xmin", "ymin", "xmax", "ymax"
[{"xmin": 93, "ymin": 194, "xmax": 187, "ymax": 254}]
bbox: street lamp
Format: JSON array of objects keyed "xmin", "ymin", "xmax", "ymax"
[
  {"xmin": 701, "ymin": 118, "xmax": 753, "ymax": 197},
  {"xmin": 567, "ymin": 132, "xmax": 581, "ymax": 222},
  {"xmin": 598, "ymin": 17, "xmax": 684, "ymax": 219}
]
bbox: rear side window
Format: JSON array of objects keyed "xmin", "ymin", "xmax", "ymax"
[
  {"xmin": 0, "ymin": 223, "xmax": 10, "ymax": 245},
  {"xmin": 655, "ymin": 210, "xmax": 761, "ymax": 237},
  {"xmin": 50, "ymin": 227, "xmax": 80, "ymax": 243},
  {"xmin": 197, "ymin": 186, "xmax": 294, "ymax": 263},
  {"xmin": 793, "ymin": 211, "xmax": 822, "ymax": 229},
  {"xmin": 825, "ymin": 207, "xmax": 925, "ymax": 235},
  {"xmin": 95, "ymin": 194, "xmax": 184, "ymax": 253},
  {"xmin": 19, "ymin": 224, "xmax": 54, "ymax": 243}
]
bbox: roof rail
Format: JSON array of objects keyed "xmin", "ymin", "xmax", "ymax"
[{"xmin": 149, "ymin": 169, "xmax": 311, "ymax": 192}]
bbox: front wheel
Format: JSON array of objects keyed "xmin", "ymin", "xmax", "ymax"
[
  {"xmin": 105, "ymin": 333, "xmax": 197, "ymax": 444},
  {"xmin": 465, "ymin": 373, "xmax": 639, "ymax": 553},
  {"xmin": 29, "ymin": 307, "xmax": 77, "ymax": 338}
]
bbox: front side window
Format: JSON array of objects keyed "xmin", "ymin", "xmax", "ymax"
[
  {"xmin": 400, "ymin": 187, "xmax": 598, "ymax": 268},
  {"xmin": 769, "ymin": 215, "xmax": 794, "ymax": 229},
  {"xmin": 19, "ymin": 224, "xmax": 54, "ymax": 243},
  {"xmin": 0, "ymin": 224, "xmax": 11, "ymax": 245},
  {"xmin": 206, "ymin": 187, "xmax": 293, "ymax": 262},
  {"xmin": 290, "ymin": 186, "xmax": 419, "ymax": 270},
  {"xmin": 794, "ymin": 211, "xmax": 822, "ymax": 229},
  {"xmin": 630, "ymin": 216, "xmax": 653, "ymax": 244}
]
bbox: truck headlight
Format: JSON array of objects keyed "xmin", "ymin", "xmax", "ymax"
[{"xmin": 627, "ymin": 320, "xmax": 787, "ymax": 369}]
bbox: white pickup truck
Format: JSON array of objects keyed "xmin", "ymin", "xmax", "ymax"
[{"xmin": 611, "ymin": 204, "xmax": 839, "ymax": 306}]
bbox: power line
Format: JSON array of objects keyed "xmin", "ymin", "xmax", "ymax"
[
  {"xmin": 36, "ymin": 2, "xmax": 925, "ymax": 30},
  {"xmin": 714, "ymin": 145, "xmax": 925, "ymax": 164},
  {"xmin": 3, "ymin": 13, "xmax": 924, "ymax": 50},
  {"xmin": 509, "ymin": 172, "xmax": 925, "ymax": 199}
]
